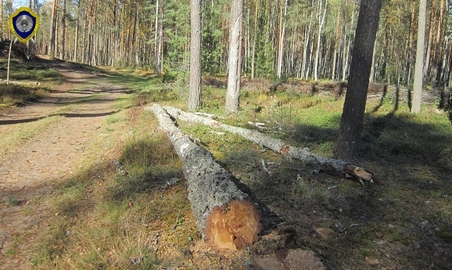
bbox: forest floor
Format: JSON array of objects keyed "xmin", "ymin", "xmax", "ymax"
[{"xmin": 0, "ymin": 56, "xmax": 451, "ymax": 270}]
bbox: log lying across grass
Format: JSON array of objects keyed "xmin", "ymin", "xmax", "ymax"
[
  {"xmin": 148, "ymin": 104, "xmax": 261, "ymax": 252},
  {"xmin": 163, "ymin": 105, "xmax": 374, "ymax": 184}
]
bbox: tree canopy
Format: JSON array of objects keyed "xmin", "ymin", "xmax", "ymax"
[{"xmin": 0, "ymin": 0, "xmax": 449, "ymax": 89}]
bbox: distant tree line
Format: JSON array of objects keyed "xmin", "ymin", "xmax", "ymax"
[{"xmin": 0, "ymin": 0, "xmax": 451, "ymax": 88}]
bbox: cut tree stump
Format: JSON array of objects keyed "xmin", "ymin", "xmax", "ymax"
[
  {"xmin": 162, "ymin": 105, "xmax": 374, "ymax": 185},
  {"xmin": 148, "ymin": 104, "xmax": 261, "ymax": 252}
]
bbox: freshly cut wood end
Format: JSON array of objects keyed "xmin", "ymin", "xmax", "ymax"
[
  {"xmin": 280, "ymin": 145, "xmax": 290, "ymax": 154},
  {"xmin": 344, "ymin": 164, "xmax": 374, "ymax": 182},
  {"xmin": 354, "ymin": 167, "xmax": 373, "ymax": 181},
  {"xmin": 203, "ymin": 200, "xmax": 261, "ymax": 252}
]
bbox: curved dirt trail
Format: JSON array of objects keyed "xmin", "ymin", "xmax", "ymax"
[{"xmin": 0, "ymin": 58, "xmax": 131, "ymax": 269}]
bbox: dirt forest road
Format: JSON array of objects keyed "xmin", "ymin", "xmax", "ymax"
[{"xmin": 0, "ymin": 57, "xmax": 131, "ymax": 269}]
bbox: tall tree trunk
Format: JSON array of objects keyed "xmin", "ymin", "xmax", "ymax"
[
  {"xmin": 188, "ymin": 0, "xmax": 202, "ymax": 111},
  {"xmin": 369, "ymin": 37, "xmax": 378, "ymax": 83},
  {"xmin": 276, "ymin": 0, "xmax": 287, "ymax": 78},
  {"xmin": 48, "ymin": 0, "xmax": 58, "ymax": 57},
  {"xmin": 314, "ymin": 0, "xmax": 327, "ymax": 81},
  {"xmin": 226, "ymin": 0, "xmax": 243, "ymax": 113},
  {"xmin": 423, "ymin": 5, "xmax": 435, "ymax": 80},
  {"xmin": 0, "ymin": 0, "xmax": 3, "ymax": 40},
  {"xmin": 154, "ymin": 0, "xmax": 160, "ymax": 73},
  {"xmin": 301, "ymin": 12, "xmax": 313, "ymax": 80},
  {"xmin": 432, "ymin": 0, "xmax": 446, "ymax": 87},
  {"xmin": 405, "ymin": 3, "xmax": 417, "ymax": 87},
  {"xmin": 412, "ymin": 0, "xmax": 427, "ymax": 114},
  {"xmin": 335, "ymin": 0, "xmax": 382, "ymax": 161},
  {"xmin": 61, "ymin": 0, "xmax": 67, "ymax": 59},
  {"xmin": 332, "ymin": 10, "xmax": 341, "ymax": 81},
  {"xmin": 158, "ymin": 4, "xmax": 164, "ymax": 74},
  {"xmin": 74, "ymin": 6, "xmax": 79, "ymax": 62},
  {"xmin": 251, "ymin": 0, "xmax": 258, "ymax": 79},
  {"xmin": 132, "ymin": 8, "xmax": 138, "ymax": 66},
  {"xmin": 440, "ymin": 36, "xmax": 450, "ymax": 109}
]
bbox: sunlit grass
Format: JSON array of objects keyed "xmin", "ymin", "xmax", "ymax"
[
  {"xmin": 0, "ymin": 58, "xmax": 63, "ymax": 107},
  {"xmin": 0, "ymin": 84, "xmax": 46, "ymax": 107},
  {"xmin": 22, "ymin": 67, "xmax": 452, "ymax": 269},
  {"xmin": 0, "ymin": 58, "xmax": 64, "ymax": 82},
  {"xmin": 32, "ymin": 107, "xmax": 197, "ymax": 269}
]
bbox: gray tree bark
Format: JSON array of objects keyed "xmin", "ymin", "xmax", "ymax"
[
  {"xmin": 251, "ymin": 0, "xmax": 258, "ymax": 79},
  {"xmin": 61, "ymin": 0, "xmax": 67, "ymax": 59},
  {"xmin": 314, "ymin": 0, "xmax": 327, "ymax": 81},
  {"xmin": 411, "ymin": 0, "xmax": 427, "ymax": 114},
  {"xmin": 276, "ymin": 0, "xmax": 288, "ymax": 79},
  {"xmin": 0, "ymin": 0, "xmax": 3, "ymax": 40},
  {"xmin": 188, "ymin": 0, "xmax": 202, "ymax": 111},
  {"xmin": 163, "ymin": 105, "xmax": 374, "ymax": 185},
  {"xmin": 226, "ymin": 0, "xmax": 243, "ymax": 112},
  {"xmin": 48, "ymin": 0, "xmax": 58, "ymax": 57},
  {"xmin": 148, "ymin": 104, "xmax": 260, "ymax": 252}
]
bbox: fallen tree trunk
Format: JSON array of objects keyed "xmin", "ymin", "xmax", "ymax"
[
  {"xmin": 148, "ymin": 104, "xmax": 261, "ymax": 252},
  {"xmin": 163, "ymin": 105, "xmax": 374, "ymax": 184}
]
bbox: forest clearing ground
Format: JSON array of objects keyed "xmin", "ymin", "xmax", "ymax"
[
  {"xmin": 0, "ymin": 57, "xmax": 131, "ymax": 269},
  {"xmin": 0, "ymin": 56, "xmax": 451, "ymax": 270}
]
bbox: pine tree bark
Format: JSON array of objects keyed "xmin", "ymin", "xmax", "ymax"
[
  {"xmin": 226, "ymin": 0, "xmax": 243, "ymax": 112},
  {"xmin": 276, "ymin": 0, "xmax": 287, "ymax": 78},
  {"xmin": 48, "ymin": 0, "xmax": 58, "ymax": 57},
  {"xmin": 188, "ymin": 0, "xmax": 202, "ymax": 111},
  {"xmin": 301, "ymin": 12, "xmax": 313, "ymax": 80},
  {"xmin": 73, "ymin": 1, "xmax": 80, "ymax": 62},
  {"xmin": 61, "ymin": 0, "xmax": 67, "ymax": 59},
  {"xmin": 314, "ymin": 0, "xmax": 327, "ymax": 81},
  {"xmin": 148, "ymin": 104, "xmax": 261, "ymax": 252},
  {"xmin": 153, "ymin": 0, "xmax": 162, "ymax": 73},
  {"xmin": 0, "ymin": 0, "xmax": 3, "ymax": 40},
  {"xmin": 332, "ymin": 10, "xmax": 341, "ymax": 81},
  {"xmin": 251, "ymin": 0, "xmax": 258, "ymax": 79},
  {"xmin": 411, "ymin": 0, "xmax": 427, "ymax": 114},
  {"xmin": 335, "ymin": 0, "xmax": 382, "ymax": 161}
]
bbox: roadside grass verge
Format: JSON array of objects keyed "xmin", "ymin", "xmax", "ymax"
[
  {"xmin": 0, "ymin": 84, "xmax": 46, "ymax": 107},
  {"xmin": 0, "ymin": 57, "xmax": 64, "ymax": 107},
  {"xmin": 32, "ymin": 107, "xmax": 199, "ymax": 269}
]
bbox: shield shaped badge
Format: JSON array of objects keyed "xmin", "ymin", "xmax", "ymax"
[{"xmin": 9, "ymin": 7, "xmax": 40, "ymax": 43}]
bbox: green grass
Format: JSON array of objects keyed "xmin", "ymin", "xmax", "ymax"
[
  {"xmin": 32, "ymin": 108, "xmax": 195, "ymax": 269},
  {"xmin": 0, "ymin": 58, "xmax": 64, "ymax": 107},
  {"xmin": 0, "ymin": 84, "xmax": 45, "ymax": 107},
  {"xmin": 7, "ymin": 196, "xmax": 18, "ymax": 206},
  {"xmin": 10, "ymin": 64, "xmax": 449, "ymax": 269},
  {"xmin": 168, "ymin": 82, "xmax": 452, "ymax": 268}
]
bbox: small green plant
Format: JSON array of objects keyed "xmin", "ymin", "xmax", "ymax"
[
  {"xmin": 7, "ymin": 196, "xmax": 18, "ymax": 206},
  {"xmin": 106, "ymin": 116, "xmax": 121, "ymax": 124},
  {"xmin": 298, "ymin": 176, "xmax": 308, "ymax": 196},
  {"xmin": 6, "ymin": 246, "xmax": 16, "ymax": 257}
]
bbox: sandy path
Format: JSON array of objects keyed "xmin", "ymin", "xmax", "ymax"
[{"xmin": 0, "ymin": 59, "xmax": 130, "ymax": 269}]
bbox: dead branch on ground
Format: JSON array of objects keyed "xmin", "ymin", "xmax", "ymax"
[{"xmin": 163, "ymin": 105, "xmax": 374, "ymax": 185}]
